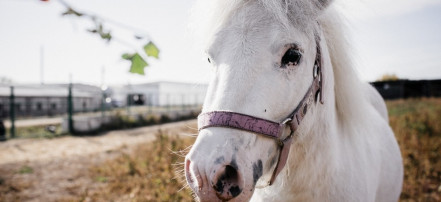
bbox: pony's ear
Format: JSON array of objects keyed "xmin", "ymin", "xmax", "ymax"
[
  {"xmin": 277, "ymin": 0, "xmax": 334, "ymax": 27},
  {"xmin": 313, "ymin": 0, "xmax": 334, "ymax": 12}
]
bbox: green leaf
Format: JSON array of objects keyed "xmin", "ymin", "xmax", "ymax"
[
  {"xmin": 99, "ymin": 32, "xmax": 112, "ymax": 41},
  {"xmin": 143, "ymin": 42, "xmax": 159, "ymax": 59},
  {"xmin": 122, "ymin": 53, "xmax": 134, "ymax": 60},
  {"xmin": 62, "ymin": 8, "xmax": 83, "ymax": 17},
  {"xmin": 129, "ymin": 53, "xmax": 148, "ymax": 75}
]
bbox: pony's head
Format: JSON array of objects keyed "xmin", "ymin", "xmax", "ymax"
[{"xmin": 185, "ymin": 0, "xmax": 335, "ymax": 201}]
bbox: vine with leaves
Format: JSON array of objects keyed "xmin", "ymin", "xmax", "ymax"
[{"xmin": 42, "ymin": 0, "xmax": 159, "ymax": 75}]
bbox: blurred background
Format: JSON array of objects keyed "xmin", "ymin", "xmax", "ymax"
[{"xmin": 0, "ymin": 0, "xmax": 440, "ymax": 201}]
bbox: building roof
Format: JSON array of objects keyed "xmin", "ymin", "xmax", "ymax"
[{"xmin": 0, "ymin": 84, "xmax": 101, "ymax": 98}]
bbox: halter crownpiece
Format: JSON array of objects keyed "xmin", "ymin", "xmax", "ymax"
[{"xmin": 197, "ymin": 34, "xmax": 324, "ymax": 186}]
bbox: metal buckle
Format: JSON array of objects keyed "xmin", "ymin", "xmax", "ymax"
[
  {"xmin": 277, "ymin": 118, "xmax": 294, "ymax": 147},
  {"xmin": 282, "ymin": 118, "xmax": 292, "ymax": 125}
]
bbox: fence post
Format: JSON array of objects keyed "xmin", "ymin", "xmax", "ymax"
[
  {"xmin": 126, "ymin": 95, "xmax": 131, "ymax": 116},
  {"xmin": 9, "ymin": 86, "xmax": 15, "ymax": 138},
  {"xmin": 67, "ymin": 83, "xmax": 74, "ymax": 134},
  {"xmin": 148, "ymin": 94, "xmax": 152, "ymax": 114},
  {"xmin": 46, "ymin": 97, "xmax": 49, "ymax": 116},
  {"xmin": 101, "ymin": 91, "xmax": 105, "ymax": 121},
  {"xmin": 181, "ymin": 94, "xmax": 185, "ymax": 112}
]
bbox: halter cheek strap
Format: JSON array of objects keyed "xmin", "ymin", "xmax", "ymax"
[{"xmin": 197, "ymin": 35, "xmax": 323, "ymax": 186}]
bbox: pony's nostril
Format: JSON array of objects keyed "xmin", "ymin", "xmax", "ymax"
[
  {"xmin": 185, "ymin": 159, "xmax": 203, "ymax": 190},
  {"xmin": 212, "ymin": 165, "xmax": 243, "ymax": 200}
]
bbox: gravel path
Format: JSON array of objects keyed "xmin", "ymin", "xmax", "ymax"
[{"xmin": 0, "ymin": 120, "xmax": 197, "ymax": 202}]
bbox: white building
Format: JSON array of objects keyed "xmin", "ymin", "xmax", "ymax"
[{"xmin": 110, "ymin": 81, "xmax": 208, "ymax": 107}]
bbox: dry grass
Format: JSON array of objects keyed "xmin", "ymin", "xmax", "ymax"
[
  {"xmin": 86, "ymin": 129, "xmax": 197, "ymax": 202},
  {"xmin": 387, "ymin": 98, "xmax": 441, "ymax": 201}
]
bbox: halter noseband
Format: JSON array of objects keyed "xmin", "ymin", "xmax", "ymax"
[{"xmin": 197, "ymin": 35, "xmax": 324, "ymax": 186}]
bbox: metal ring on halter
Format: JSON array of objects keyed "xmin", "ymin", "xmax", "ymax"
[
  {"xmin": 282, "ymin": 118, "xmax": 292, "ymax": 125},
  {"xmin": 276, "ymin": 118, "xmax": 293, "ymax": 146},
  {"xmin": 315, "ymin": 89, "xmax": 321, "ymax": 103},
  {"xmin": 313, "ymin": 64, "xmax": 319, "ymax": 78}
]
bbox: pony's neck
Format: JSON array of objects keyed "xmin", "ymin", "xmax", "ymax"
[
  {"xmin": 288, "ymin": 90, "xmax": 340, "ymax": 195},
  {"xmin": 258, "ymin": 93, "xmax": 340, "ymax": 200}
]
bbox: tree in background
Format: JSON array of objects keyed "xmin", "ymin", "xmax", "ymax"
[
  {"xmin": 377, "ymin": 73, "xmax": 399, "ymax": 81},
  {"xmin": 40, "ymin": 0, "xmax": 159, "ymax": 75}
]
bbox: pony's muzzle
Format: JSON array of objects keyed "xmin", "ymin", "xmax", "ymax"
[{"xmin": 211, "ymin": 164, "xmax": 244, "ymax": 200}]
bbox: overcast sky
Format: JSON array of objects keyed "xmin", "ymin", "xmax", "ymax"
[{"xmin": 0, "ymin": 0, "xmax": 440, "ymax": 86}]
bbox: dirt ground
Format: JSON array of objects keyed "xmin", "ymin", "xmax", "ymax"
[{"xmin": 0, "ymin": 120, "xmax": 197, "ymax": 202}]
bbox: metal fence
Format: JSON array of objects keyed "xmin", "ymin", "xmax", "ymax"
[
  {"xmin": 0, "ymin": 88, "xmax": 95, "ymax": 119},
  {"xmin": 371, "ymin": 79, "xmax": 441, "ymax": 100},
  {"xmin": 0, "ymin": 84, "xmax": 204, "ymax": 139}
]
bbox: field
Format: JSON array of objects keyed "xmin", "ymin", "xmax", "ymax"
[
  {"xmin": 387, "ymin": 98, "xmax": 441, "ymax": 201},
  {"xmin": 0, "ymin": 98, "xmax": 440, "ymax": 201}
]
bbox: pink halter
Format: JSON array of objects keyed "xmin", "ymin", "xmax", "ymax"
[{"xmin": 198, "ymin": 35, "xmax": 324, "ymax": 186}]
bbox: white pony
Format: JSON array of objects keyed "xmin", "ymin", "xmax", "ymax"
[{"xmin": 185, "ymin": 0, "xmax": 403, "ymax": 201}]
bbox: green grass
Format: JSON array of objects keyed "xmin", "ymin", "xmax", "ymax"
[{"xmin": 6, "ymin": 124, "xmax": 65, "ymax": 139}]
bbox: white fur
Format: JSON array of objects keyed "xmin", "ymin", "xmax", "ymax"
[{"xmin": 186, "ymin": 0, "xmax": 403, "ymax": 201}]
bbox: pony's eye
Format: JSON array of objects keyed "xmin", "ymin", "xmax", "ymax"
[
  {"xmin": 281, "ymin": 48, "xmax": 302, "ymax": 67},
  {"xmin": 208, "ymin": 58, "xmax": 211, "ymax": 63}
]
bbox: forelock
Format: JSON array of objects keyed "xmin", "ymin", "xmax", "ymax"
[
  {"xmin": 190, "ymin": 0, "xmax": 332, "ymax": 49},
  {"xmin": 257, "ymin": 0, "xmax": 330, "ymax": 33}
]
